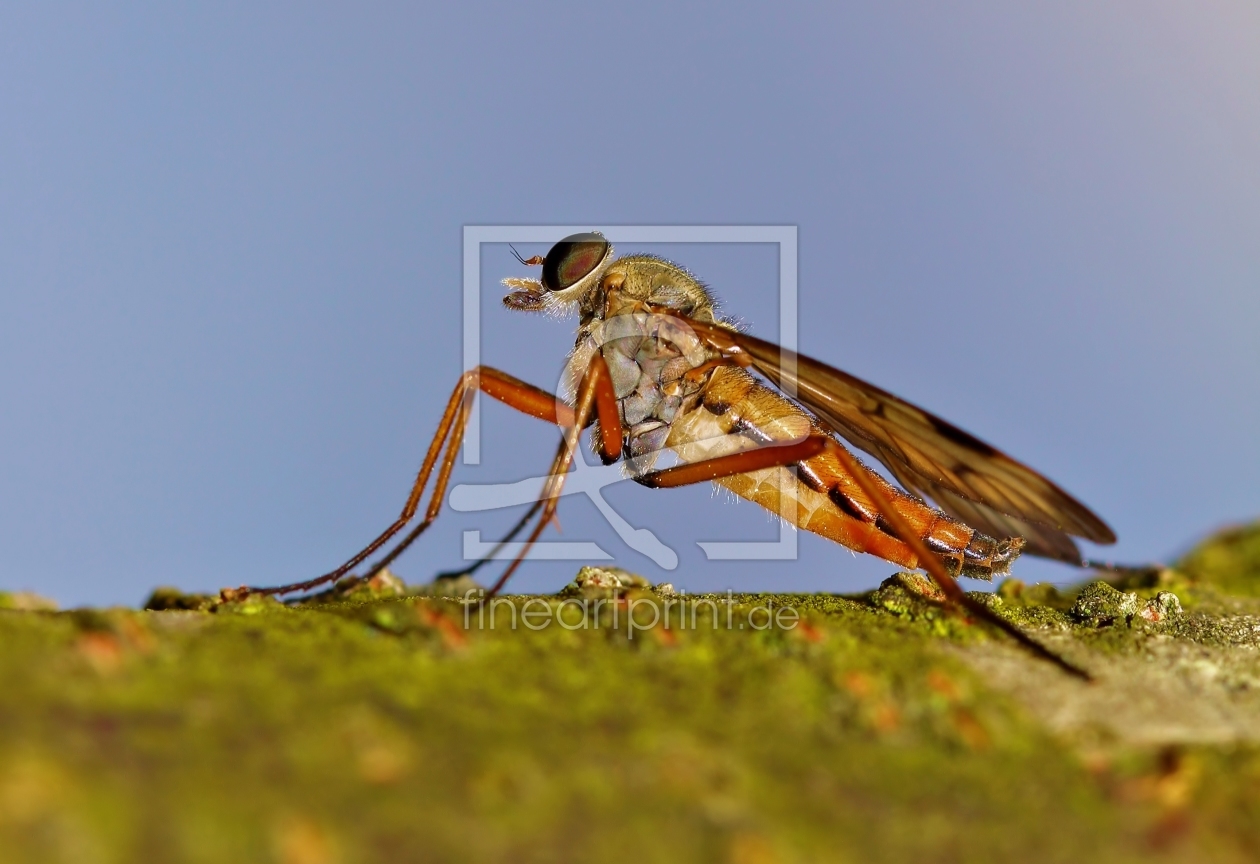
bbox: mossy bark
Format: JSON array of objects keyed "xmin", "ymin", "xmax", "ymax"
[{"xmin": 2, "ymin": 523, "xmax": 1260, "ymax": 863}]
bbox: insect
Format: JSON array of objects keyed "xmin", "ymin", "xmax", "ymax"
[{"xmin": 237, "ymin": 232, "xmax": 1116, "ymax": 677}]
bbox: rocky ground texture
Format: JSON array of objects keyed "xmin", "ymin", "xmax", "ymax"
[{"xmin": 2, "ymin": 522, "xmax": 1259, "ymax": 863}]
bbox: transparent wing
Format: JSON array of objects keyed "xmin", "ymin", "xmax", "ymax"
[
  {"xmin": 887, "ymin": 465, "xmax": 1087, "ymax": 563},
  {"xmin": 681, "ymin": 317, "xmax": 1116, "ymax": 554}
]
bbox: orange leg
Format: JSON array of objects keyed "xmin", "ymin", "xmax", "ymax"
[
  {"xmin": 481, "ymin": 354, "xmax": 624, "ymax": 596},
  {"xmin": 823, "ymin": 441, "xmax": 1091, "ymax": 680},
  {"xmin": 428, "ymin": 351, "xmax": 632, "ymax": 582},
  {"xmin": 636, "ymin": 437, "xmax": 828, "ymax": 488},
  {"xmin": 630, "ymin": 434, "xmax": 1091, "ymax": 681},
  {"xmin": 231, "ymin": 362, "xmax": 622, "ymax": 599}
]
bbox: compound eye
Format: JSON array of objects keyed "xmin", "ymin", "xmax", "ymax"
[{"xmin": 541, "ymin": 232, "xmax": 609, "ymax": 292}]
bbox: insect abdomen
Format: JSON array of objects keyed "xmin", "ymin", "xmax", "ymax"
[{"xmin": 668, "ymin": 368, "xmax": 1023, "ymax": 580}]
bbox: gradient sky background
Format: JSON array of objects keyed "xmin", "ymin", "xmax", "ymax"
[{"xmin": 2, "ymin": 2, "xmax": 1257, "ymax": 606}]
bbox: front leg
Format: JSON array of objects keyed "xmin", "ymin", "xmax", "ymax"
[
  {"xmin": 230, "ymin": 366, "xmax": 605, "ymax": 600},
  {"xmin": 482, "ymin": 352, "xmax": 625, "ymax": 597}
]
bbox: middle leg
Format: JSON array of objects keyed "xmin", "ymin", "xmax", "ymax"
[
  {"xmin": 235, "ymin": 365, "xmax": 608, "ymax": 599},
  {"xmin": 369, "ymin": 352, "xmax": 626, "ymax": 594}
]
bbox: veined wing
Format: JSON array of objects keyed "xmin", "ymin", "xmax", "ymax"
[
  {"xmin": 679, "ymin": 316, "xmax": 1116, "ymax": 555},
  {"xmin": 888, "ymin": 469, "xmax": 1088, "ymax": 563}
]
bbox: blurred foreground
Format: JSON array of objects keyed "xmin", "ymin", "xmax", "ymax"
[{"xmin": 2, "ymin": 522, "xmax": 1260, "ymax": 863}]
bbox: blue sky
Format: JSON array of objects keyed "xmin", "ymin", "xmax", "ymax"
[{"xmin": 2, "ymin": 2, "xmax": 1257, "ymax": 606}]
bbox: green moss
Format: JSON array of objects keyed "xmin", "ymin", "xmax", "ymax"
[
  {"xmin": 1177, "ymin": 521, "xmax": 1260, "ymax": 598},
  {"xmin": 2, "ymin": 525, "xmax": 1260, "ymax": 862},
  {"xmin": 997, "ymin": 577, "xmax": 1073, "ymax": 611},
  {"xmin": 0, "ymin": 599, "xmax": 1068, "ymax": 862},
  {"xmin": 144, "ymin": 586, "xmax": 217, "ymax": 612},
  {"xmin": 0, "ymin": 591, "xmax": 59, "ymax": 611}
]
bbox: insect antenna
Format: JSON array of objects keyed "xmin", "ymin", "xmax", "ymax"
[{"xmin": 509, "ymin": 244, "xmax": 529, "ymax": 266}]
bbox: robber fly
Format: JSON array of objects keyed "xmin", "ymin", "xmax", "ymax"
[{"xmin": 237, "ymin": 232, "xmax": 1116, "ymax": 678}]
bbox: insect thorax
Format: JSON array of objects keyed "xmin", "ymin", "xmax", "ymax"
[{"xmin": 573, "ymin": 309, "xmax": 720, "ymax": 472}]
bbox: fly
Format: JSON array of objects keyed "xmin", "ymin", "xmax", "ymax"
[{"xmin": 234, "ymin": 232, "xmax": 1117, "ymax": 679}]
